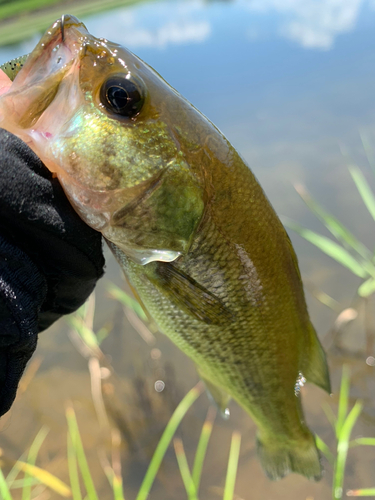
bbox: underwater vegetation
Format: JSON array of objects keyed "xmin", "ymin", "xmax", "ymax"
[
  {"xmin": 0, "ymin": 294, "xmax": 374, "ymax": 499},
  {"xmin": 0, "ymin": 3, "xmax": 375, "ymax": 499}
]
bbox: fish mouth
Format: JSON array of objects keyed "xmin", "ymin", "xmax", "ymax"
[{"xmin": 2, "ymin": 15, "xmax": 88, "ymax": 130}]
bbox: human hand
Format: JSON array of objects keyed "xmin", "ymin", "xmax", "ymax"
[
  {"xmin": 0, "ymin": 70, "xmax": 105, "ymax": 416},
  {"xmin": 0, "ymin": 69, "xmax": 11, "ymax": 95}
]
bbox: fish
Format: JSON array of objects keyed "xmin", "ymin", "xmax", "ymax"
[{"xmin": 0, "ymin": 15, "xmax": 330, "ymax": 481}]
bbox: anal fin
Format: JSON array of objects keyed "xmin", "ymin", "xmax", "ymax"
[{"xmin": 303, "ymin": 322, "xmax": 331, "ymax": 394}]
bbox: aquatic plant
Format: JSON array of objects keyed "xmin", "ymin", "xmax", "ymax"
[
  {"xmin": 0, "ymin": 290, "xmax": 242, "ymax": 500},
  {"xmin": 0, "ymin": 386, "xmax": 241, "ymax": 500},
  {"xmin": 283, "ymin": 136, "xmax": 375, "ymax": 299},
  {"xmin": 316, "ymin": 366, "xmax": 375, "ymax": 499}
]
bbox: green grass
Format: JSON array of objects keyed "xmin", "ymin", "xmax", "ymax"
[
  {"xmin": 284, "ymin": 139, "xmax": 375, "ymax": 495},
  {"xmin": 316, "ymin": 366, "xmax": 375, "ymax": 499},
  {"xmin": 0, "ymin": 0, "xmax": 154, "ymax": 47},
  {"xmin": 3, "ymin": 292, "xmax": 375, "ymax": 500},
  {"xmin": 135, "ymin": 383, "xmax": 203, "ymax": 500},
  {"xmin": 283, "ymin": 137, "xmax": 375, "ymax": 298},
  {"xmin": 0, "ymin": 383, "xmax": 241, "ymax": 500},
  {"xmin": 0, "ymin": 288, "xmax": 242, "ymax": 499}
]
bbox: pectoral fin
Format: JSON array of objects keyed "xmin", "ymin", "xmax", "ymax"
[{"xmin": 145, "ymin": 261, "xmax": 234, "ymax": 325}]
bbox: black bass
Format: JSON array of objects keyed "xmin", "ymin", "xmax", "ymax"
[{"xmin": 0, "ymin": 15, "xmax": 330, "ymax": 480}]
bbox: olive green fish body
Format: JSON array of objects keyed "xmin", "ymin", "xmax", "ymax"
[
  {"xmin": 0, "ymin": 16, "xmax": 330, "ymax": 481},
  {"xmin": 0, "ymin": 54, "xmax": 28, "ymax": 81},
  {"xmin": 108, "ymin": 132, "xmax": 330, "ymax": 480}
]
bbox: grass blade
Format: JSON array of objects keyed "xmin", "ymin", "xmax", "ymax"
[
  {"xmin": 282, "ymin": 218, "xmax": 368, "ymax": 278},
  {"xmin": 67, "ymin": 316, "xmax": 100, "ymax": 351},
  {"xmin": 322, "ymin": 402, "xmax": 338, "ymax": 430},
  {"xmin": 22, "ymin": 426, "xmax": 49, "ymax": 500},
  {"xmin": 349, "ymin": 166, "xmax": 375, "ymax": 223},
  {"xmin": 107, "ymin": 284, "xmax": 147, "ymax": 321},
  {"xmin": 358, "ymin": 278, "xmax": 375, "ymax": 298},
  {"xmin": 334, "ymin": 400, "xmax": 363, "ymax": 500},
  {"xmin": 8, "ymin": 478, "xmax": 41, "ymax": 489},
  {"xmin": 136, "ymin": 382, "xmax": 203, "ymax": 500},
  {"xmin": 103, "ymin": 467, "xmax": 125, "ymax": 500},
  {"xmin": 350, "ymin": 438, "xmax": 375, "ymax": 447},
  {"xmin": 347, "ymin": 488, "xmax": 375, "ymax": 496},
  {"xmin": 112, "ymin": 474, "xmax": 125, "ymax": 500},
  {"xmin": 13, "ymin": 462, "xmax": 71, "ymax": 498},
  {"xmin": 192, "ymin": 407, "xmax": 216, "ymax": 492},
  {"xmin": 336, "ymin": 366, "xmax": 351, "ymax": 438},
  {"xmin": 360, "ymin": 130, "xmax": 375, "ymax": 175},
  {"xmin": 315, "ymin": 435, "xmax": 334, "ymax": 466},
  {"xmin": 295, "ymin": 184, "xmax": 372, "ymax": 260},
  {"xmin": 174, "ymin": 438, "xmax": 199, "ymax": 500},
  {"xmin": 67, "ymin": 433, "xmax": 82, "ymax": 500},
  {"xmin": 5, "ymin": 452, "xmax": 27, "ymax": 490},
  {"xmin": 66, "ymin": 407, "xmax": 99, "ymax": 500},
  {"xmin": 223, "ymin": 432, "xmax": 241, "ymax": 500},
  {"xmin": 0, "ymin": 468, "xmax": 12, "ymax": 500}
]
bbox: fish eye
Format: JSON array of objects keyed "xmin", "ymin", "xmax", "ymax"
[{"xmin": 99, "ymin": 74, "xmax": 144, "ymax": 119}]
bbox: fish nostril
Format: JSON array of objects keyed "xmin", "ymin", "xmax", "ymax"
[{"xmin": 81, "ymin": 43, "xmax": 88, "ymax": 57}]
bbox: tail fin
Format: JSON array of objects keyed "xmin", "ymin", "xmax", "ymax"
[
  {"xmin": 256, "ymin": 432, "xmax": 322, "ymax": 481},
  {"xmin": 304, "ymin": 322, "xmax": 331, "ymax": 394}
]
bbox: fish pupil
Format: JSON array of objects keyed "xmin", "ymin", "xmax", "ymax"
[
  {"xmin": 107, "ymin": 85, "xmax": 129, "ymax": 111},
  {"xmin": 100, "ymin": 75, "xmax": 144, "ymax": 118}
]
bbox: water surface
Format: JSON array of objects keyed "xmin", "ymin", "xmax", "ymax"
[{"xmin": 2, "ymin": 1, "xmax": 375, "ymax": 499}]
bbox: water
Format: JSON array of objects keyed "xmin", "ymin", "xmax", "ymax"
[{"xmin": 1, "ymin": 1, "xmax": 375, "ymax": 498}]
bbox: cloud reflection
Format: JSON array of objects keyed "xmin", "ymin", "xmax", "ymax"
[
  {"xmin": 87, "ymin": 2, "xmax": 211, "ymax": 50},
  {"xmin": 243, "ymin": 0, "xmax": 363, "ymax": 49},
  {"xmin": 118, "ymin": 20, "xmax": 211, "ymax": 49},
  {"xmin": 87, "ymin": 0, "xmax": 366, "ymax": 52}
]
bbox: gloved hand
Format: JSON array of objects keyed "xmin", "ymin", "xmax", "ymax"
[{"xmin": 0, "ymin": 128, "xmax": 105, "ymax": 417}]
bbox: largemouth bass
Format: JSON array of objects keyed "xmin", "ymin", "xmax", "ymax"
[{"xmin": 0, "ymin": 15, "xmax": 330, "ymax": 481}]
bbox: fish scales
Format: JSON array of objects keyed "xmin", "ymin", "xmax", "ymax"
[{"xmin": 0, "ymin": 15, "xmax": 330, "ymax": 481}]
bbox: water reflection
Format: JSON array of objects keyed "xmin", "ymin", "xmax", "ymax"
[
  {"xmin": 1, "ymin": 0, "xmax": 375, "ymax": 498},
  {"xmin": 240, "ymin": 0, "xmax": 363, "ymax": 49},
  {"xmin": 86, "ymin": 0, "xmax": 370, "ymax": 51},
  {"xmin": 87, "ymin": 1, "xmax": 212, "ymax": 48}
]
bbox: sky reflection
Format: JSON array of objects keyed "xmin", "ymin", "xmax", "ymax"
[
  {"xmin": 81, "ymin": 0, "xmax": 375, "ymax": 313},
  {"xmin": 85, "ymin": 0, "xmax": 373, "ymax": 52},
  {"xmin": 0, "ymin": 0, "xmax": 374, "ymax": 310},
  {"xmin": 241, "ymin": 0, "xmax": 363, "ymax": 49}
]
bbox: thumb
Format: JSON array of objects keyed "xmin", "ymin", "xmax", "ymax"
[{"xmin": 0, "ymin": 69, "xmax": 12, "ymax": 96}]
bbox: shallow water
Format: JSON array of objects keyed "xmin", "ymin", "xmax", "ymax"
[{"xmin": 1, "ymin": 1, "xmax": 375, "ymax": 499}]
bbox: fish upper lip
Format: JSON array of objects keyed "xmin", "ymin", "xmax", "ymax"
[
  {"xmin": 2, "ymin": 15, "xmax": 90, "ymax": 130},
  {"xmin": 13, "ymin": 15, "xmax": 88, "ymax": 89}
]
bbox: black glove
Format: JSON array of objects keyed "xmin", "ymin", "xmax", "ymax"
[{"xmin": 0, "ymin": 129, "xmax": 105, "ymax": 416}]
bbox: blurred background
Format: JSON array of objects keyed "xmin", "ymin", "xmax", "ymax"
[{"xmin": 1, "ymin": 1, "xmax": 375, "ymax": 499}]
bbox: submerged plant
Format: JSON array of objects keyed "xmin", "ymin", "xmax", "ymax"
[
  {"xmin": 0, "ymin": 385, "xmax": 241, "ymax": 500},
  {"xmin": 283, "ymin": 137, "xmax": 375, "ymax": 299},
  {"xmin": 316, "ymin": 366, "xmax": 375, "ymax": 499},
  {"xmin": 0, "ymin": 288, "xmax": 242, "ymax": 500}
]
